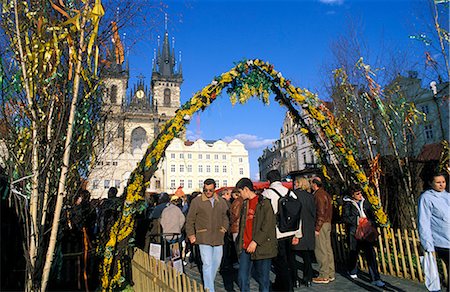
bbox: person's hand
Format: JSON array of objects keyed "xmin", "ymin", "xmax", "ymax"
[
  {"xmin": 246, "ymin": 240, "xmax": 257, "ymax": 253},
  {"xmin": 188, "ymin": 235, "xmax": 196, "ymax": 244},
  {"xmin": 315, "ymin": 230, "xmax": 320, "ymax": 236},
  {"xmin": 292, "ymin": 237, "xmax": 300, "ymax": 245}
]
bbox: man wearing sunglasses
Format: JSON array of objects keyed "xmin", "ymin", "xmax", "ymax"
[{"xmin": 186, "ymin": 178, "xmax": 229, "ymax": 292}]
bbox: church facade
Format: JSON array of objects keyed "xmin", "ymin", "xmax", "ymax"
[{"xmin": 87, "ymin": 28, "xmax": 183, "ymax": 199}]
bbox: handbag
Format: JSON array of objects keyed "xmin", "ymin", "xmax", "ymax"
[{"xmin": 355, "ymin": 217, "xmax": 379, "ymax": 242}]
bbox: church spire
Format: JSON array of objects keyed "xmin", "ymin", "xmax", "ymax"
[{"xmin": 155, "ymin": 13, "xmax": 181, "ymax": 78}]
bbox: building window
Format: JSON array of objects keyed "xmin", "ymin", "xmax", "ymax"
[
  {"xmin": 180, "ymin": 153, "xmax": 184, "ymax": 159},
  {"xmin": 180, "ymin": 179, "xmax": 185, "ymax": 187},
  {"xmin": 223, "ymin": 180, "xmax": 228, "ymax": 187},
  {"xmin": 239, "ymin": 157, "xmax": 243, "ymax": 163},
  {"xmin": 104, "ymin": 180, "xmax": 110, "ymax": 189},
  {"xmin": 171, "ymin": 153, "xmax": 175, "ymax": 159},
  {"xmin": 110, "ymin": 85, "xmax": 117, "ymax": 104},
  {"xmin": 188, "ymin": 153, "xmax": 192, "ymax": 159},
  {"xmin": 223, "ymin": 165, "xmax": 227, "ymax": 173},
  {"xmin": 180, "ymin": 165, "xmax": 185, "ymax": 172},
  {"xmin": 198, "ymin": 154, "xmax": 202, "ymax": 159},
  {"xmin": 239, "ymin": 168, "xmax": 243, "ymax": 175},
  {"xmin": 222, "ymin": 154, "xmax": 226, "ymax": 160},
  {"xmin": 199, "ymin": 165, "xmax": 203, "ymax": 173},
  {"xmin": 131, "ymin": 127, "xmax": 147, "ymax": 152},
  {"xmin": 187, "ymin": 164, "xmax": 192, "ymax": 172},
  {"xmin": 425, "ymin": 124, "xmax": 434, "ymax": 140},
  {"xmin": 171, "ymin": 180, "xmax": 176, "ymax": 189},
  {"xmin": 206, "ymin": 154, "xmax": 210, "ymax": 159},
  {"xmin": 164, "ymin": 88, "xmax": 171, "ymax": 106},
  {"xmin": 188, "ymin": 180, "xmax": 192, "ymax": 189},
  {"xmin": 115, "ymin": 180, "xmax": 121, "ymax": 188},
  {"xmin": 92, "ymin": 180, "xmax": 99, "ymax": 190},
  {"xmin": 198, "ymin": 180, "xmax": 203, "ymax": 189},
  {"xmin": 214, "ymin": 154, "xmax": 219, "ymax": 160},
  {"xmin": 206, "ymin": 165, "xmax": 211, "ymax": 173},
  {"xmin": 215, "ymin": 180, "xmax": 220, "ymax": 188},
  {"xmin": 215, "ymin": 165, "xmax": 219, "ymax": 173},
  {"xmin": 421, "ymin": 105, "xmax": 429, "ymax": 114},
  {"xmin": 171, "ymin": 164, "xmax": 176, "ymax": 172}
]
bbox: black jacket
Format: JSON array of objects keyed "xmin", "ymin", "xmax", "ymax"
[
  {"xmin": 342, "ymin": 196, "xmax": 377, "ymax": 249},
  {"xmin": 292, "ymin": 190, "xmax": 316, "ymax": 251}
]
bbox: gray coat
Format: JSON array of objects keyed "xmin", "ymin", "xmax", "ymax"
[{"xmin": 292, "ymin": 190, "xmax": 316, "ymax": 251}]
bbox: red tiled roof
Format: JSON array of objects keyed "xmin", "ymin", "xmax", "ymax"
[{"xmin": 416, "ymin": 142, "xmax": 444, "ymax": 161}]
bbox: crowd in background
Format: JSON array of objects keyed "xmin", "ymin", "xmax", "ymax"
[{"xmin": 53, "ymin": 169, "xmax": 449, "ymax": 292}]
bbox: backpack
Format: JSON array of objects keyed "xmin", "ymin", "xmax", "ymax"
[{"xmin": 269, "ymin": 188, "xmax": 302, "ymax": 233}]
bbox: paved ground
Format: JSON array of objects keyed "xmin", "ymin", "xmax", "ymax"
[{"xmin": 184, "ymin": 255, "xmax": 427, "ymax": 292}]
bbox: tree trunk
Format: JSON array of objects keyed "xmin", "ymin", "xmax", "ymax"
[
  {"xmin": 12, "ymin": 0, "xmax": 39, "ymax": 288},
  {"xmin": 40, "ymin": 10, "xmax": 88, "ymax": 292}
]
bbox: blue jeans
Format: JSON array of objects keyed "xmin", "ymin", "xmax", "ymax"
[
  {"xmin": 238, "ymin": 251, "xmax": 271, "ymax": 292},
  {"xmin": 199, "ymin": 244, "xmax": 223, "ymax": 292}
]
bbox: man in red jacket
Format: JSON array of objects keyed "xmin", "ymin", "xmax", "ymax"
[{"xmin": 311, "ymin": 177, "xmax": 335, "ymax": 284}]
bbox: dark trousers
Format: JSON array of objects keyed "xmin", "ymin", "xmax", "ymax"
[
  {"xmin": 348, "ymin": 240, "xmax": 380, "ymax": 281},
  {"xmin": 238, "ymin": 251, "xmax": 271, "ymax": 292},
  {"xmin": 290, "ymin": 250, "xmax": 314, "ymax": 283},
  {"xmin": 435, "ymin": 246, "xmax": 449, "ymax": 292},
  {"xmin": 273, "ymin": 237, "xmax": 293, "ymax": 292}
]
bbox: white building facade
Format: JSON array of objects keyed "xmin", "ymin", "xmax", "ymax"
[{"xmin": 162, "ymin": 138, "xmax": 250, "ymax": 194}]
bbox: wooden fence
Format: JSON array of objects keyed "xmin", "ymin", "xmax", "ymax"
[
  {"xmin": 331, "ymin": 224, "xmax": 448, "ymax": 284},
  {"xmin": 131, "ymin": 248, "xmax": 206, "ymax": 292}
]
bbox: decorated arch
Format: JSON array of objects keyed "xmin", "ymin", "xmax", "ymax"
[{"xmin": 101, "ymin": 59, "xmax": 389, "ymax": 289}]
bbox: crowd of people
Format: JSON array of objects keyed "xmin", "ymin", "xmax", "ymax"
[
  {"xmin": 58, "ymin": 169, "xmax": 449, "ymax": 292},
  {"xmin": 141, "ymin": 169, "xmax": 389, "ymax": 292}
]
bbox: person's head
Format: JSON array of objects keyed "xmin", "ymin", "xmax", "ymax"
[
  {"xmin": 428, "ymin": 172, "xmax": 447, "ymax": 192},
  {"xmin": 311, "ymin": 177, "xmax": 322, "ymax": 191},
  {"xmin": 158, "ymin": 192, "xmax": 170, "ymax": 204},
  {"xmin": 235, "ymin": 177, "xmax": 256, "ymax": 200},
  {"xmin": 220, "ymin": 189, "xmax": 232, "ymax": 201},
  {"xmin": 349, "ymin": 185, "xmax": 363, "ymax": 201},
  {"xmin": 80, "ymin": 190, "xmax": 91, "ymax": 202},
  {"xmin": 108, "ymin": 187, "xmax": 118, "ymax": 199},
  {"xmin": 266, "ymin": 169, "xmax": 281, "ymax": 184},
  {"xmin": 295, "ymin": 177, "xmax": 311, "ymax": 192},
  {"xmin": 73, "ymin": 193, "xmax": 83, "ymax": 206},
  {"xmin": 170, "ymin": 195, "xmax": 181, "ymax": 205},
  {"xmin": 231, "ymin": 188, "xmax": 240, "ymax": 200},
  {"xmin": 203, "ymin": 178, "xmax": 216, "ymax": 198}
]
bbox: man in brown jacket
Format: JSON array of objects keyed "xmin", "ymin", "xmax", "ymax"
[
  {"xmin": 311, "ymin": 177, "xmax": 335, "ymax": 284},
  {"xmin": 186, "ymin": 178, "xmax": 229, "ymax": 292}
]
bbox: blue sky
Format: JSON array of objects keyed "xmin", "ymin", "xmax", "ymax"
[{"xmin": 124, "ymin": 0, "xmax": 436, "ymax": 180}]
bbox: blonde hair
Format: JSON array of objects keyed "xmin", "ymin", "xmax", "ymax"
[{"xmin": 295, "ymin": 177, "xmax": 311, "ymax": 192}]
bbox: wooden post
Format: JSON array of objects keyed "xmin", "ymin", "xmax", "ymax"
[
  {"xmin": 397, "ymin": 228, "xmax": 408, "ymax": 278},
  {"xmin": 404, "ymin": 229, "xmax": 416, "ymax": 281},
  {"xmin": 411, "ymin": 228, "xmax": 423, "ymax": 282},
  {"xmin": 390, "ymin": 228, "xmax": 401, "ymax": 277},
  {"xmin": 383, "ymin": 228, "xmax": 394, "ymax": 275},
  {"xmin": 377, "ymin": 227, "xmax": 387, "ymax": 274}
]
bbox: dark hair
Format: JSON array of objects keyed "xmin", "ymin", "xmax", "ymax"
[
  {"xmin": 236, "ymin": 177, "xmax": 255, "ymax": 192},
  {"xmin": 266, "ymin": 169, "xmax": 281, "ymax": 183},
  {"xmin": 349, "ymin": 185, "xmax": 362, "ymax": 195},
  {"xmin": 312, "ymin": 178, "xmax": 323, "ymax": 188},
  {"xmin": 428, "ymin": 171, "xmax": 447, "ymax": 184},
  {"xmin": 158, "ymin": 192, "xmax": 170, "ymax": 204},
  {"xmin": 204, "ymin": 178, "xmax": 216, "ymax": 188},
  {"xmin": 108, "ymin": 187, "xmax": 118, "ymax": 198}
]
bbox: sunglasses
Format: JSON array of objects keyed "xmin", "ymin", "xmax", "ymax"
[{"xmin": 203, "ymin": 189, "xmax": 214, "ymax": 193}]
